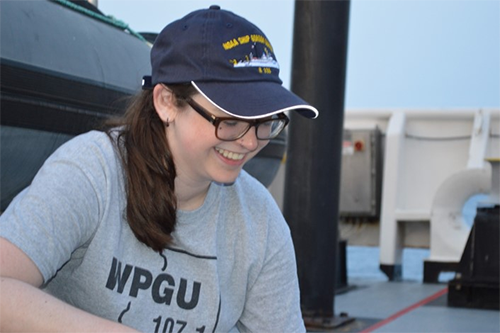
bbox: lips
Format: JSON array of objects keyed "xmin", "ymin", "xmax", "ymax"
[{"xmin": 215, "ymin": 147, "xmax": 245, "ymax": 161}]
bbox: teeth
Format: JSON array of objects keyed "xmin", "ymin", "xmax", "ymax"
[{"xmin": 215, "ymin": 147, "xmax": 244, "ymax": 161}]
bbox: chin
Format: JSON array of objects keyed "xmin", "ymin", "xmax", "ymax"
[
  {"xmin": 212, "ymin": 176, "xmax": 239, "ymax": 186},
  {"xmin": 213, "ymin": 180, "xmax": 236, "ymax": 186},
  {"xmin": 210, "ymin": 170, "xmax": 241, "ymax": 185}
]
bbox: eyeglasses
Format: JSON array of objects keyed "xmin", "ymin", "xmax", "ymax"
[{"xmin": 185, "ymin": 97, "xmax": 289, "ymax": 142}]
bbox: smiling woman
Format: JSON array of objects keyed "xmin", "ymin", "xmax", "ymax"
[{"xmin": 0, "ymin": 5, "xmax": 318, "ymax": 333}]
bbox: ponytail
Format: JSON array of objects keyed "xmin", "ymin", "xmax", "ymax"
[{"xmin": 105, "ymin": 84, "xmax": 196, "ymax": 252}]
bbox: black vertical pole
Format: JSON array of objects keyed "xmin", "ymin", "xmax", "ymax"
[{"xmin": 283, "ymin": 0, "xmax": 350, "ymax": 326}]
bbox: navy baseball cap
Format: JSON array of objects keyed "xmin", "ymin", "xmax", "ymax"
[{"xmin": 143, "ymin": 5, "xmax": 318, "ymax": 119}]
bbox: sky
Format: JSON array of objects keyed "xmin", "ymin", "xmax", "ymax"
[{"xmin": 97, "ymin": 0, "xmax": 500, "ymax": 109}]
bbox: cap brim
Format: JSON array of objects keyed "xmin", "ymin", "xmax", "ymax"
[{"xmin": 191, "ymin": 81, "xmax": 319, "ymax": 119}]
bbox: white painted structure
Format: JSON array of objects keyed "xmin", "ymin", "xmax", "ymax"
[{"xmin": 343, "ymin": 108, "xmax": 499, "ymax": 272}]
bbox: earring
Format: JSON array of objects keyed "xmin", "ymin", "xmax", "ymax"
[{"xmin": 165, "ymin": 118, "xmax": 169, "ymax": 127}]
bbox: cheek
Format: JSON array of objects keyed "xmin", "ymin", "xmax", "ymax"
[
  {"xmin": 247, "ymin": 140, "xmax": 270, "ymax": 159},
  {"xmin": 174, "ymin": 121, "xmax": 217, "ymax": 155}
]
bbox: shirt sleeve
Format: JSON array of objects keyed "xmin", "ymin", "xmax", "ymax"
[
  {"xmin": 236, "ymin": 196, "xmax": 306, "ymax": 333},
  {"xmin": 0, "ymin": 131, "xmax": 116, "ymax": 283}
]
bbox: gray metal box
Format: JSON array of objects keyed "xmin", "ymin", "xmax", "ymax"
[{"xmin": 339, "ymin": 127, "xmax": 383, "ymax": 220}]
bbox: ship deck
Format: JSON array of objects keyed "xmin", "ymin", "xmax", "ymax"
[{"xmin": 308, "ymin": 246, "xmax": 499, "ymax": 332}]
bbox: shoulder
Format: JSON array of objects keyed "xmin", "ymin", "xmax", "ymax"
[
  {"xmin": 45, "ymin": 130, "xmax": 120, "ymax": 172},
  {"xmin": 51, "ymin": 130, "xmax": 116, "ymax": 159},
  {"xmin": 223, "ymin": 170, "xmax": 290, "ymax": 237},
  {"xmin": 31, "ymin": 130, "xmax": 123, "ymax": 198},
  {"xmin": 232, "ymin": 170, "xmax": 275, "ymax": 202},
  {"xmin": 224, "ymin": 170, "xmax": 280, "ymax": 214}
]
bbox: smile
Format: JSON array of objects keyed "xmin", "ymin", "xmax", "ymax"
[{"xmin": 215, "ymin": 147, "xmax": 245, "ymax": 161}]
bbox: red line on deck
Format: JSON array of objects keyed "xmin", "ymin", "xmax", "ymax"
[{"xmin": 360, "ymin": 287, "xmax": 448, "ymax": 333}]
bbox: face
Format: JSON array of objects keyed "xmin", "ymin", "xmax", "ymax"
[{"xmin": 154, "ymin": 85, "xmax": 270, "ymax": 187}]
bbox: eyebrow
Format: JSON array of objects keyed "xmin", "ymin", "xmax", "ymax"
[
  {"xmin": 187, "ymin": 97, "xmax": 240, "ymax": 120},
  {"xmin": 187, "ymin": 96, "xmax": 287, "ymax": 123}
]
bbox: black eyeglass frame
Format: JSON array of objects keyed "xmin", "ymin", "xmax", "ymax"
[{"xmin": 185, "ymin": 97, "xmax": 289, "ymax": 142}]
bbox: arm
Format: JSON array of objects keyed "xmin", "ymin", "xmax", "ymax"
[
  {"xmin": 0, "ymin": 237, "xmax": 138, "ymax": 332},
  {"xmin": 0, "ymin": 133, "xmax": 139, "ymax": 331}
]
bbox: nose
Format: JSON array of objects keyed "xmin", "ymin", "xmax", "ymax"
[{"xmin": 237, "ymin": 127, "xmax": 259, "ymax": 152}]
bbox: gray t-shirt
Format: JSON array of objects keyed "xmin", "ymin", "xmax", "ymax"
[{"xmin": 0, "ymin": 131, "xmax": 305, "ymax": 333}]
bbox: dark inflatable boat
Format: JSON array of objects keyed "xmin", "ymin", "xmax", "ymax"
[{"xmin": 0, "ymin": 0, "xmax": 151, "ymax": 210}]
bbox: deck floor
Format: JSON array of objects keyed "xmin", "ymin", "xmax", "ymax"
[
  {"xmin": 306, "ymin": 246, "xmax": 500, "ymax": 332},
  {"xmin": 331, "ymin": 278, "xmax": 499, "ymax": 332}
]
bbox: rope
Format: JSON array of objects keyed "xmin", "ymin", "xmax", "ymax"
[{"xmin": 49, "ymin": 0, "xmax": 147, "ymax": 43}]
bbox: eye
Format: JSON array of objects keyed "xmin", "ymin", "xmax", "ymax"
[{"xmin": 222, "ymin": 120, "xmax": 240, "ymax": 127}]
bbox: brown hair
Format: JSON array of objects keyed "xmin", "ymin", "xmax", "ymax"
[{"xmin": 105, "ymin": 83, "xmax": 197, "ymax": 252}]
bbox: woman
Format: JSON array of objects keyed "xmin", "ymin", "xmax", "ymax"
[{"xmin": 0, "ymin": 6, "xmax": 318, "ymax": 332}]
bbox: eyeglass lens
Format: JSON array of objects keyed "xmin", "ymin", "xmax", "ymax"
[{"xmin": 217, "ymin": 118, "xmax": 285, "ymax": 141}]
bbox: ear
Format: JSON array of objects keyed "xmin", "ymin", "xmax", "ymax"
[{"xmin": 153, "ymin": 84, "xmax": 177, "ymax": 123}]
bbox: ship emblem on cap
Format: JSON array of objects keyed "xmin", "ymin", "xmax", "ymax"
[{"xmin": 233, "ymin": 44, "xmax": 279, "ymax": 69}]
